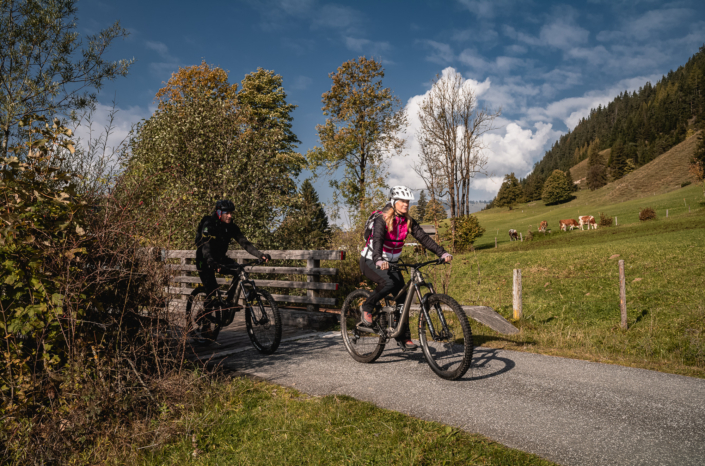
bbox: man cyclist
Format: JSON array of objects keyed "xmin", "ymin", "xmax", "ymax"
[
  {"xmin": 359, "ymin": 186, "xmax": 452, "ymax": 351},
  {"xmin": 196, "ymin": 200, "xmax": 271, "ymax": 317}
]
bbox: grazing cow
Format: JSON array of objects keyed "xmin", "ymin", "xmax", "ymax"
[
  {"xmin": 508, "ymin": 229, "xmax": 519, "ymax": 241},
  {"xmin": 579, "ymin": 215, "xmax": 597, "ymax": 230},
  {"xmin": 559, "ymin": 219, "xmax": 579, "ymax": 231},
  {"xmin": 539, "ymin": 220, "xmax": 548, "ymax": 233}
]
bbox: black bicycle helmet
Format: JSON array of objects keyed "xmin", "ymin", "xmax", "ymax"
[{"xmin": 215, "ymin": 199, "xmax": 235, "ymax": 212}]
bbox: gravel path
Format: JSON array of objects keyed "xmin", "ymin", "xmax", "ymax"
[{"xmin": 219, "ymin": 333, "xmax": 705, "ymax": 466}]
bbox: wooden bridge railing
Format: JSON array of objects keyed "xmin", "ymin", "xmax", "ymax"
[{"xmin": 163, "ymin": 249, "xmax": 346, "ymax": 312}]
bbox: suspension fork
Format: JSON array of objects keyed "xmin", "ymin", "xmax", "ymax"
[{"xmin": 419, "ymin": 283, "xmax": 450, "ymax": 340}]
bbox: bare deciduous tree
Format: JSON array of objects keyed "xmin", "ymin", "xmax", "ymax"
[{"xmin": 415, "ymin": 69, "xmax": 500, "ymax": 243}]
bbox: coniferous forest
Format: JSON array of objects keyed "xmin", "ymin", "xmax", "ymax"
[{"xmin": 519, "ymin": 45, "xmax": 705, "ymax": 201}]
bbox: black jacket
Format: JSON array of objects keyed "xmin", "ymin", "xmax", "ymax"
[
  {"xmin": 196, "ymin": 215, "xmax": 263, "ymax": 269},
  {"xmin": 370, "ymin": 205, "xmax": 447, "ymax": 263}
]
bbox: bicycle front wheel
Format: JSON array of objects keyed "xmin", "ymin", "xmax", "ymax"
[
  {"xmin": 245, "ymin": 289, "xmax": 282, "ymax": 354},
  {"xmin": 340, "ymin": 289, "xmax": 385, "ymax": 363},
  {"xmin": 418, "ymin": 293, "xmax": 473, "ymax": 380}
]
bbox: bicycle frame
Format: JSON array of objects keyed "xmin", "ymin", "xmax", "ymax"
[
  {"xmin": 372, "ymin": 259, "xmax": 451, "ymax": 341},
  {"xmin": 216, "ymin": 261, "xmax": 263, "ymax": 309}
]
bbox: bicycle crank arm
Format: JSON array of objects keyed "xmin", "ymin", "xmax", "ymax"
[{"xmin": 355, "ymin": 324, "xmax": 378, "ymax": 334}]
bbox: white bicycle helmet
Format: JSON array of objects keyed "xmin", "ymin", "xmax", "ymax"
[{"xmin": 389, "ymin": 185, "xmax": 415, "ymax": 203}]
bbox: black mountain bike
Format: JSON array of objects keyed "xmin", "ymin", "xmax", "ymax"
[
  {"xmin": 186, "ymin": 258, "xmax": 282, "ymax": 354},
  {"xmin": 340, "ymin": 258, "xmax": 473, "ymax": 380}
]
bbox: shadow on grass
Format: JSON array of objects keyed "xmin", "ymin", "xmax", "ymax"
[{"xmin": 633, "ymin": 309, "xmax": 649, "ymax": 325}]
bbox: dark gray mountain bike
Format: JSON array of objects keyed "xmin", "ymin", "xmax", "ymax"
[
  {"xmin": 186, "ymin": 258, "xmax": 282, "ymax": 354},
  {"xmin": 340, "ymin": 258, "xmax": 473, "ymax": 380}
]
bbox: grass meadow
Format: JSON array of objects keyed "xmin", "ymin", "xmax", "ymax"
[
  {"xmin": 135, "ymin": 377, "xmax": 555, "ymax": 466},
  {"xmin": 429, "ymin": 183, "xmax": 705, "ymax": 377}
]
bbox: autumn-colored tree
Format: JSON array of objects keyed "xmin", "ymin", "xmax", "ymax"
[
  {"xmin": 155, "ymin": 60, "xmax": 238, "ymax": 111},
  {"xmin": 124, "ymin": 63, "xmax": 303, "ymax": 248},
  {"xmin": 308, "ymin": 57, "xmax": 407, "ymax": 213}
]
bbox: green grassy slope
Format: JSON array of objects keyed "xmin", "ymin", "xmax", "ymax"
[{"xmin": 428, "ymin": 184, "xmax": 705, "ymax": 377}]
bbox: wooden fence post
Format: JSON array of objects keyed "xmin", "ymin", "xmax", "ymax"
[
  {"xmin": 615, "ymin": 216, "xmax": 618, "ymax": 226},
  {"xmin": 513, "ymin": 269, "xmax": 522, "ymax": 320},
  {"xmin": 307, "ymin": 258, "xmax": 320, "ymax": 312},
  {"xmin": 619, "ymin": 260, "xmax": 627, "ymax": 330},
  {"xmin": 666, "ymin": 209, "xmax": 669, "ymax": 218},
  {"xmin": 520, "ymin": 232, "xmax": 523, "ymax": 242}
]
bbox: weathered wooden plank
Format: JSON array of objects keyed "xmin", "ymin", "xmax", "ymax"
[
  {"xmin": 165, "ymin": 289, "xmax": 336, "ymax": 306},
  {"xmin": 409, "ymin": 304, "xmax": 519, "ymax": 335},
  {"xmin": 164, "ymin": 250, "xmax": 346, "ymax": 261},
  {"xmin": 165, "ymin": 264, "xmax": 338, "ymax": 275},
  {"xmin": 170, "ymin": 276, "xmax": 338, "ymax": 291},
  {"xmin": 307, "ymin": 258, "xmax": 320, "ymax": 312},
  {"xmin": 271, "ymin": 294, "xmax": 336, "ymax": 306}
]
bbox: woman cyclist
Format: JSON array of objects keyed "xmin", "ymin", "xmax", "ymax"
[{"xmin": 360, "ymin": 186, "xmax": 452, "ymax": 351}]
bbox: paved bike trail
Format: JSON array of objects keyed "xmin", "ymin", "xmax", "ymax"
[{"xmin": 218, "ymin": 333, "xmax": 705, "ymax": 466}]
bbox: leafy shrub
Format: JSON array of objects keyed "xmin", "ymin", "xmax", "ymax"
[
  {"xmin": 453, "ymin": 215, "xmax": 486, "ymax": 252},
  {"xmin": 599, "ymin": 212, "xmax": 613, "ymax": 227},
  {"xmin": 639, "ymin": 207, "xmax": 657, "ymax": 221}
]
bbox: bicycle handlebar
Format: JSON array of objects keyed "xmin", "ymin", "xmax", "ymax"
[{"xmin": 377, "ymin": 257, "xmax": 445, "ymax": 270}]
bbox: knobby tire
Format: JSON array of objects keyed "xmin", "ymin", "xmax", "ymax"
[
  {"xmin": 245, "ymin": 289, "xmax": 282, "ymax": 354},
  {"xmin": 340, "ymin": 289, "xmax": 385, "ymax": 363},
  {"xmin": 418, "ymin": 293, "xmax": 473, "ymax": 380}
]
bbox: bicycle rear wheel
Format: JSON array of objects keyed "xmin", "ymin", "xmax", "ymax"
[
  {"xmin": 245, "ymin": 289, "xmax": 282, "ymax": 354},
  {"xmin": 418, "ymin": 293, "xmax": 473, "ymax": 380},
  {"xmin": 185, "ymin": 287, "xmax": 221, "ymax": 346},
  {"xmin": 340, "ymin": 289, "xmax": 385, "ymax": 363}
]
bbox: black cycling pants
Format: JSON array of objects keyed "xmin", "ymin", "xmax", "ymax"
[
  {"xmin": 359, "ymin": 256, "xmax": 411, "ymax": 341},
  {"xmin": 198, "ymin": 257, "xmax": 238, "ymax": 301}
]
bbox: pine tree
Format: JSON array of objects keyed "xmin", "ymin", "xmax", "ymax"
[
  {"xmin": 542, "ymin": 170, "xmax": 573, "ymax": 205},
  {"xmin": 425, "ymin": 199, "xmax": 447, "ymax": 221},
  {"xmin": 587, "ymin": 142, "xmax": 607, "ymax": 190},
  {"xmin": 416, "ymin": 190, "xmax": 427, "ymax": 222},
  {"xmin": 564, "ymin": 169, "xmax": 578, "ymax": 192},
  {"xmin": 278, "ymin": 180, "xmax": 331, "ymax": 249},
  {"xmin": 610, "ymin": 139, "xmax": 627, "ymax": 180},
  {"xmin": 495, "ymin": 173, "xmax": 523, "ymax": 209}
]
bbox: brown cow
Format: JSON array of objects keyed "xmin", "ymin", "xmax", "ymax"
[
  {"xmin": 559, "ymin": 219, "xmax": 579, "ymax": 231},
  {"xmin": 579, "ymin": 215, "xmax": 597, "ymax": 230},
  {"xmin": 539, "ymin": 220, "xmax": 548, "ymax": 233}
]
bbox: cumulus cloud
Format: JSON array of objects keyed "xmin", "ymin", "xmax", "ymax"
[{"xmin": 386, "ymin": 67, "xmax": 558, "ymax": 198}]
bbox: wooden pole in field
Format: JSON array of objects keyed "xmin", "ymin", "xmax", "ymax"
[
  {"xmin": 666, "ymin": 209, "xmax": 669, "ymax": 218},
  {"xmin": 513, "ymin": 269, "xmax": 522, "ymax": 320},
  {"xmin": 615, "ymin": 216, "xmax": 618, "ymax": 226},
  {"xmin": 520, "ymin": 232, "xmax": 523, "ymax": 242},
  {"xmin": 619, "ymin": 260, "xmax": 627, "ymax": 330}
]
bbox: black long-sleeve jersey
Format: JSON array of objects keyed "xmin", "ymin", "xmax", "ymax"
[{"xmin": 196, "ymin": 215, "xmax": 263, "ymax": 269}]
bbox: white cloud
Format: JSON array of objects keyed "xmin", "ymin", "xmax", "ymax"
[
  {"xmin": 344, "ymin": 37, "xmax": 392, "ymax": 56},
  {"xmin": 597, "ymin": 8, "xmax": 693, "ymax": 42},
  {"xmin": 387, "ymin": 67, "xmax": 557, "ymax": 199},
  {"xmin": 145, "ymin": 41, "xmax": 181, "ymax": 79},
  {"xmin": 419, "ymin": 40, "xmax": 455, "ymax": 64},
  {"xmin": 290, "ymin": 75, "xmax": 312, "ymax": 90}
]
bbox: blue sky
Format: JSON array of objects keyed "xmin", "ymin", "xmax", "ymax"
[{"xmin": 80, "ymin": 0, "xmax": 705, "ymax": 207}]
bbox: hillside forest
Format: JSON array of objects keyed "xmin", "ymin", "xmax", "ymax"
[{"xmin": 517, "ymin": 45, "xmax": 705, "ymax": 202}]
